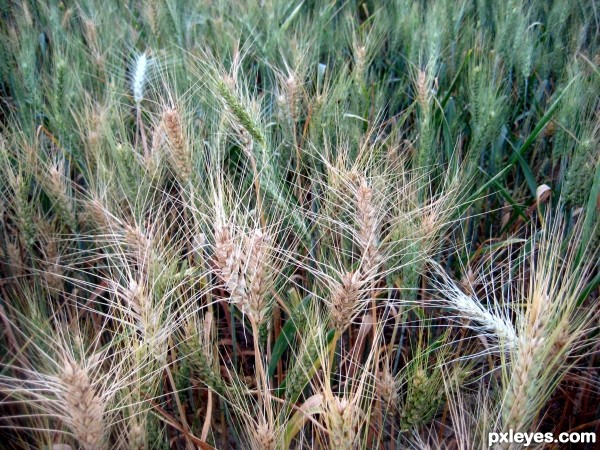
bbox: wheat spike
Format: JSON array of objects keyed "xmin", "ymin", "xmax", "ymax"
[
  {"xmin": 123, "ymin": 223, "xmax": 150, "ymax": 262},
  {"xmin": 43, "ymin": 238, "xmax": 64, "ymax": 292},
  {"xmin": 400, "ymin": 367, "xmax": 445, "ymax": 430},
  {"xmin": 354, "ymin": 44, "xmax": 367, "ymax": 83},
  {"xmin": 330, "ymin": 271, "xmax": 363, "ymax": 332},
  {"xmin": 355, "ymin": 177, "xmax": 382, "ymax": 277},
  {"xmin": 253, "ymin": 421, "xmax": 276, "ymax": 450},
  {"xmin": 183, "ymin": 316, "xmax": 227, "ymax": 395},
  {"xmin": 162, "ymin": 107, "xmax": 191, "ymax": 183},
  {"xmin": 502, "ymin": 292, "xmax": 550, "ymax": 435},
  {"xmin": 131, "ymin": 52, "xmax": 148, "ymax": 106},
  {"xmin": 214, "ymin": 222, "xmax": 274, "ymax": 325},
  {"xmin": 243, "ymin": 229, "xmax": 272, "ymax": 326},
  {"xmin": 214, "ymin": 222, "xmax": 246, "ymax": 306},
  {"xmin": 122, "ymin": 279, "xmax": 152, "ymax": 333},
  {"xmin": 416, "ymin": 69, "xmax": 431, "ymax": 112},
  {"xmin": 127, "ymin": 416, "xmax": 146, "ymax": 450},
  {"xmin": 60, "ymin": 359, "xmax": 105, "ymax": 450},
  {"xmin": 378, "ymin": 367, "xmax": 399, "ymax": 416},
  {"xmin": 326, "ymin": 396, "xmax": 358, "ymax": 448}
]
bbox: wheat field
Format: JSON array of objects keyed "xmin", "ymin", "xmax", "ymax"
[{"xmin": 0, "ymin": 1, "xmax": 598, "ymax": 449}]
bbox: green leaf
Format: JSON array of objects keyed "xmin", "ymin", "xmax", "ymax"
[
  {"xmin": 267, "ymin": 295, "xmax": 311, "ymax": 380},
  {"xmin": 440, "ymin": 48, "xmax": 472, "ymax": 110},
  {"xmin": 511, "ymin": 145, "xmax": 537, "ymax": 198},
  {"xmin": 283, "ymin": 394, "xmax": 323, "ymax": 448},
  {"xmin": 488, "ymin": 176, "xmax": 528, "ymax": 224},
  {"xmin": 577, "ymin": 272, "xmax": 600, "ymax": 307},
  {"xmin": 281, "ymin": 1, "xmax": 304, "ymax": 32},
  {"xmin": 275, "ymin": 329, "xmax": 336, "ymax": 400},
  {"xmin": 465, "ymin": 77, "xmax": 578, "ymax": 207}
]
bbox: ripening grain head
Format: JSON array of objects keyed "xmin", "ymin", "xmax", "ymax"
[{"xmin": 131, "ymin": 52, "xmax": 149, "ymax": 106}]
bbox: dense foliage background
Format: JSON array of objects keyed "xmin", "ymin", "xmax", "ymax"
[{"xmin": 0, "ymin": 1, "xmax": 598, "ymax": 449}]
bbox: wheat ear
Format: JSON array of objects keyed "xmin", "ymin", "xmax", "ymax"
[
  {"xmin": 325, "ymin": 396, "xmax": 359, "ymax": 448},
  {"xmin": 131, "ymin": 52, "xmax": 148, "ymax": 107},
  {"xmin": 214, "ymin": 220, "xmax": 274, "ymax": 326},
  {"xmin": 378, "ymin": 366, "xmax": 399, "ymax": 416},
  {"xmin": 355, "ymin": 177, "xmax": 382, "ymax": 278},
  {"xmin": 59, "ymin": 359, "xmax": 106, "ymax": 450},
  {"xmin": 243, "ymin": 229, "xmax": 272, "ymax": 326},
  {"xmin": 329, "ymin": 270, "xmax": 363, "ymax": 332},
  {"xmin": 214, "ymin": 221, "xmax": 246, "ymax": 306},
  {"xmin": 430, "ymin": 264, "xmax": 518, "ymax": 350},
  {"xmin": 162, "ymin": 107, "xmax": 192, "ymax": 184},
  {"xmin": 252, "ymin": 420, "xmax": 276, "ymax": 450}
]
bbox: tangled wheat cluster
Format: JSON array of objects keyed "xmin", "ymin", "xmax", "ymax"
[{"xmin": 0, "ymin": 1, "xmax": 599, "ymax": 449}]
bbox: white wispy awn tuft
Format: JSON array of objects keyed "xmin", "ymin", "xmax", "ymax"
[
  {"xmin": 132, "ymin": 52, "xmax": 149, "ymax": 105},
  {"xmin": 429, "ymin": 262, "xmax": 518, "ymax": 349},
  {"xmin": 449, "ymin": 287, "xmax": 517, "ymax": 348}
]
